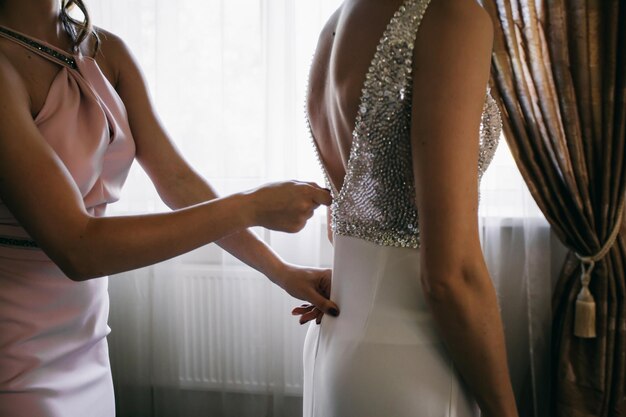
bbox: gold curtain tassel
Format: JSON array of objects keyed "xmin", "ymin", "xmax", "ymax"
[
  {"xmin": 574, "ymin": 261, "xmax": 596, "ymax": 338},
  {"xmin": 573, "ymin": 203, "xmax": 624, "ymax": 339}
]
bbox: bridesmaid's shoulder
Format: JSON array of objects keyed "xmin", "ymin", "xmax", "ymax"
[{"xmin": 90, "ymin": 27, "xmax": 139, "ymax": 88}]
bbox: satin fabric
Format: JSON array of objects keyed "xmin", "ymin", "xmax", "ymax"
[
  {"xmin": 0, "ymin": 27, "xmax": 135, "ymax": 417},
  {"xmin": 303, "ymin": 235, "xmax": 478, "ymax": 417}
]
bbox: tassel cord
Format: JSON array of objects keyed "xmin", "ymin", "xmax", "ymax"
[{"xmin": 572, "ymin": 199, "xmax": 625, "ymax": 338}]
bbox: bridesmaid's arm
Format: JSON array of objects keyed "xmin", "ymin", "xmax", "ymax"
[
  {"xmin": 0, "ymin": 51, "xmax": 339, "ymax": 321},
  {"xmin": 94, "ymin": 30, "xmax": 338, "ymax": 315},
  {"xmin": 410, "ymin": 1, "xmax": 517, "ymax": 417}
]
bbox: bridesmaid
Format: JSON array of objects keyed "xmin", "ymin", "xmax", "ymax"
[{"xmin": 0, "ymin": 0, "xmax": 338, "ymax": 416}]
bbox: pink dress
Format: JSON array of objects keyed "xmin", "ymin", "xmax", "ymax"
[{"xmin": 0, "ymin": 26, "xmax": 135, "ymax": 417}]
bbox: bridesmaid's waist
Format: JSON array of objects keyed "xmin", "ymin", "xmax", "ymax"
[{"xmin": 0, "ymin": 225, "xmax": 49, "ymax": 261}]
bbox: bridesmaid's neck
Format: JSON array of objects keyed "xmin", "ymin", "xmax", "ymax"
[{"xmin": 0, "ymin": 0, "xmax": 64, "ymax": 41}]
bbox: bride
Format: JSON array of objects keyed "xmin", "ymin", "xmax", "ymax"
[{"xmin": 293, "ymin": 0, "xmax": 519, "ymax": 415}]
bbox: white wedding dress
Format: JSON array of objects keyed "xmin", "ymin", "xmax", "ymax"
[{"xmin": 302, "ymin": 0, "xmax": 502, "ymax": 416}]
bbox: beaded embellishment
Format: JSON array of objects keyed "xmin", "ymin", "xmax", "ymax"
[
  {"xmin": 306, "ymin": 0, "xmax": 501, "ymax": 249},
  {"xmin": 0, "ymin": 235, "xmax": 39, "ymax": 249},
  {"xmin": 0, "ymin": 26, "xmax": 77, "ymax": 69},
  {"xmin": 478, "ymin": 91, "xmax": 501, "ymax": 181}
]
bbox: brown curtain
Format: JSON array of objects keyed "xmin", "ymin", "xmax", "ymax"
[{"xmin": 480, "ymin": 0, "xmax": 626, "ymax": 416}]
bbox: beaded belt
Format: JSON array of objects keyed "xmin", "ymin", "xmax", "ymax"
[{"xmin": 0, "ymin": 235, "xmax": 39, "ymax": 249}]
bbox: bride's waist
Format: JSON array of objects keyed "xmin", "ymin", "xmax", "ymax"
[
  {"xmin": 331, "ymin": 234, "xmax": 426, "ymax": 305},
  {"xmin": 326, "ymin": 235, "xmax": 438, "ymax": 343}
]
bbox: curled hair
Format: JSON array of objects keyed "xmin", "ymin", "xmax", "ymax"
[{"xmin": 60, "ymin": 0, "xmax": 99, "ymax": 53}]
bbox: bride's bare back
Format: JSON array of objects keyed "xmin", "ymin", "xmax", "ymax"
[{"xmin": 307, "ymin": 0, "xmax": 407, "ymax": 192}]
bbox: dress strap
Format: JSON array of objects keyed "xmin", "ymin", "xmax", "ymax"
[
  {"xmin": 0, "ymin": 235, "xmax": 39, "ymax": 249},
  {"xmin": 0, "ymin": 25, "xmax": 77, "ymax": 69}
]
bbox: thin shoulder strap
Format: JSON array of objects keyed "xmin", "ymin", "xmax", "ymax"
[{"xmin": 0, "ymin": 26, "xmax": 77, "ymax": 69}]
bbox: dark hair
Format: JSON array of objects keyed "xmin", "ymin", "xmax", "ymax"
[{"xmin": 60, "ymin": 0, "xmax": 99, "ymax": 53}]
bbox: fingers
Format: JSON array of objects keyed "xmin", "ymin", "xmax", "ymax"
[
  {"xmin": 303, "ymin": 181, "xmax": 329, "ymax": 192},
  {"xmin": 292, "ymin": 304, "xmax": 316, "ymax": 315},
  {"xmin": 253, "ymin": 180, "xmax": 333, "ymax": 233},
  {"xmin": 299, "ymin": 309, "xmax": 319, "ymax": 325},
  {"xmin": 292, "ymin": 303, "xmax": 325, "ymax": 325},
  {"xmin": 309, "ymin": 186, "xmax": 332, "ymax": 206},
  {"xmin": 284, "ymin": 182, "xmax": 332, "ymax": 232},
  {"xmin": 301, "ymin": 182, "xmax": 332, "ymax": 206},
  {"xmin": 286, "ymin": 184, "xmax": 331, "ymax": 233},
  {"xmin": 317, "ymin": 269, "xmax": 332, "ymax": 298},
  {"xmin": 306, "ymin": 290, "xmax": 339, "ymax": 317},
  {"xmin": 293, "ymin": 307, "xmax": 324, "ymax": 325}
]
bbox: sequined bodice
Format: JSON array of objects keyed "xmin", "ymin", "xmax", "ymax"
[{"xmin": 307, "ymin": 0, "xmax": 501, "ymax": 249}]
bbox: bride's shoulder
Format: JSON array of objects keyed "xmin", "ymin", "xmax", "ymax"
[
  {"xmin": 317, "ymin": 5, "xmax": 343, "ymax": 45},
  {"xmin": 416, "ymin": 0, "xmax": 494, "ymax": 67},
  {"xmin": 422, "ymin": 0, "xmax": 494, "ymax": 42},
  {"xmin": 310, "ymin": 5, "xmax": 342, "ymax": 74}
]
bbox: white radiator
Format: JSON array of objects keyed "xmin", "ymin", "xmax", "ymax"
[{"xmin": 109, "ymin": 262, "xmax": 309, "ymax": 396}]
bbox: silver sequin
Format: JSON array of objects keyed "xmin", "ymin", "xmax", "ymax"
[{"xmin": 307, "ymin": 0, "xmax": 501, "ymax": 249}]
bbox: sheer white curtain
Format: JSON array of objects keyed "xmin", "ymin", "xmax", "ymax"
[
  {"xmin": 90, "ymin": 1, "xmax": 565, "ymax": 416},
  {"xmin": 479, "ymin": 147, "xmax": 567, "ymax": 417}
]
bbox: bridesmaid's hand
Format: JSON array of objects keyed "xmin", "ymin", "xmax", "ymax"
[
  {"xmin": 273, "ymin": 264, "xmax": 338, "ymax": 323},
  {"xmin": 247, "ymin": 181, "xmax": 332, "ymax": 233}
]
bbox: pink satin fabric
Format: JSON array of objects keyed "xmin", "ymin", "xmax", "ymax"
[{"xmin": 0, "ymin": 27, "xmax": 135, "ymax": 417}]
